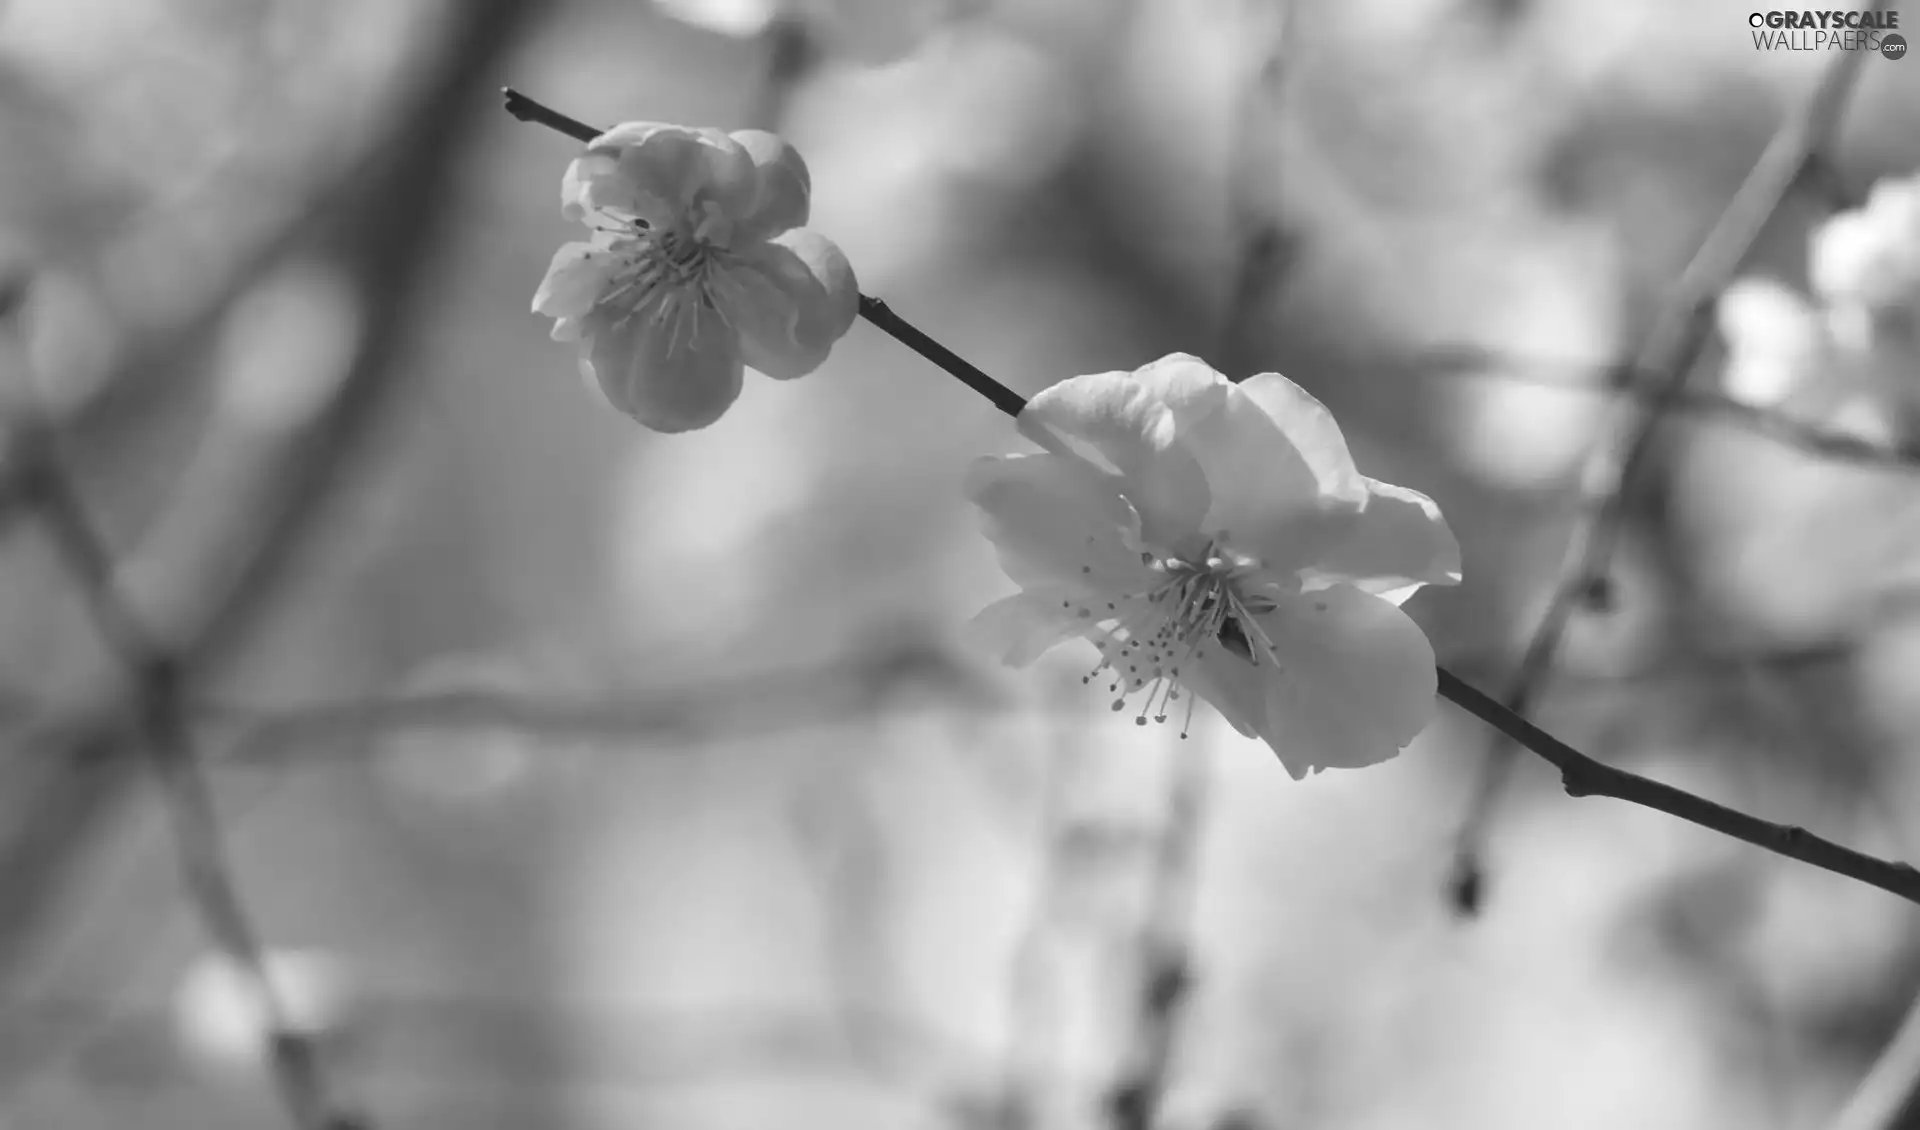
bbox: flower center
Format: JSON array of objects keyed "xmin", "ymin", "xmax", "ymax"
[
  {"xmin": 1063, "ymin": 538, "xmax": 1281, "ymax": 737},
  {"xmin": 590, "ymin": 220, "xmax": 730, "ymax": 349}
]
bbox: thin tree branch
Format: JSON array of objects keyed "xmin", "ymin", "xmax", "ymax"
[
  {"xmin": 1435, "ymin": 668, "xmax": 1920, "ymax": 905},
  {"xmin": 505, "ymin": 87, "xmax": 1920, "ymax": 910},
  {"xmin": 1445, "ymin": 20, "xmax": 1887, "ymax": 914}
]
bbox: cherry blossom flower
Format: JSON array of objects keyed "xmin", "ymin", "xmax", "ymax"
[
  {"xmin": 532, "ymin": 122, "xmax": 858, "ymax": 432},
  {"xmin": 966, "ymin": 354, "xmax": 1461, "ymax": 778}
]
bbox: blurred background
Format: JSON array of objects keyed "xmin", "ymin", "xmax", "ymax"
[{"xmin": 0, "ymin": 0, "xmax": 1919, "ymax": 1127}]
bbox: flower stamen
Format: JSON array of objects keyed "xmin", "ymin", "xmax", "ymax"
[{"xmin": 1074, "ymin": 538, "xmax": 1268, "ymax": 731}]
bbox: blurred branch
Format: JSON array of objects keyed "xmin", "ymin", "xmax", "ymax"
[
  {"xmin": 1675, "ymin": 389, "xmax": 1920, "ymax": 467},
  {"xmin": 207, "ymin": 620, "xmax": 1920, "ymax": 912},
  {"xmin": 1445, "ymin": 19, "xmax": 1887, "ymax": 916},
  {"xmin": 743, "ymin": 13, "xmax": 819, "ymax": 132},
  {"xmin": 12, "ymin": 992, "xmax": 990, "ymax": 1096},
  {"xmin": 990, "ymin": 682, "xmax": 1085, "ymax": 1130},
  {"xmin": 1413, "ymin": 344, "xmax": 1920, "ymax": 470},
  {"xmin": 14, "ymin": 423, "xmax": 364, "ymax": 1130},
  {"xmin": 1822, "ymin": 794, "xmax": 1920, "ymax": 1130},
  {"xmin": 0, "ymin": 0, "xmax": 538, "ymax": 1091},
  {"xmin": 1216, "ymin": 0, "xmax": 1296, "ymax": 368},
  {"xmin": 215, "ymin": 634, "xmax": 1001, "ymax": 766},
  {"xmin": 1105, "ymin": 732, "xmax": 1212, "ymax": 1130},
  {"xmin": 198, "ymin": 636, "xmax": 1853, "ymax": 764},
  {"xmin": 0, "ymin": 69, "xmax": 474, "ymax": 542},
  {"xmin": 1824, "ymin": 990, "xmax": 1920, "ymax": 1130}
]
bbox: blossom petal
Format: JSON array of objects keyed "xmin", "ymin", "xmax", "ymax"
[
  {"xmin": 1077, "ymin": 355, "xmax": 1354, "ymax": 561},
  {"xmin": 1127, "ymin": 353, "xmax": 1231, "ymax": 432},
  {"xmin": 564, "ymin": 123, "xmax": 757, "ymax": 226},
  {"xmin": 965, "ymin": 453, "xmax": 1156, "ymax": 591},
  {"xmin": 561, "ymin": 151, "xmax": 621, "ymax": 223},
  {"xmin": 1193, "ymin": 373, "xmax": 1377, "ymax": 569},
  {"xmin": 1232, "ymin": 585, "xmax": 1438, "ymax": 779},
  {"xmin": 532, "ymin": 241, "xmax": 620, "ymax": 320},
  {"xmin": 967, "ymin": 588, "xmax": 1092, "ymax": 667},
  {"xmin": 1234, "ymin": 373, "xmax": 1367, "ymax": 498},
  {"xmin": 1019, "ymin": 372, "xmax": 1211, "ymax": 552},
  {"xmin": 731, "ymin": 129, "xmax": 812, "ymax": 243},
  {"xmin": 710, "ymin": 229, "xmax": 858, "ymax": 380},
  {"xmin": 1297, "ymin": 481, "xmax": 1462, "ymax": 604},
  {"xmin": 774, "ymin": 230, "xmax": 859, "ymax": 349},
  {"xmin": 582, "ymin": 294, "xmax": 745, "ymax": 432},
  {"xmin": 1177, "ymin": 642, "xmax": 1268, "ymax": 740}
]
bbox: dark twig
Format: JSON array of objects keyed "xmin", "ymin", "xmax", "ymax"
[
  {"xmin": 1445, "ymin": 21, "xmax": 1886, "ymax": 915},
  {"xmin": 501, "ymin": 87, "xmax": 598, "ymax": 143},
  {"xmin": 856, "ymin": 295, "xmax": 1031, "ymax": 418},
  {"xmin": 1436, "ymin": 668, "xmax": 1920, "ymax": 905},
  {"xmin": 507, "ymin": 88, "xmax": 1920, "ymax": 909}
]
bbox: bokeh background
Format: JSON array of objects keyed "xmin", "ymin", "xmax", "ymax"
[{"xmin": 1, "ymin": 0, "xmax": 1919, "ymax": 1128}]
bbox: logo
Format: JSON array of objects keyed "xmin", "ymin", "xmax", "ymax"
[{"xmin": 1749, "ymin": 9, "xmax": 1906, "ymax": 54}]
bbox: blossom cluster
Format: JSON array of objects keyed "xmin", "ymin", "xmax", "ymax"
[{"xmin": 530, "ymin": 119, "xmax": 1460, "ymax": 776}]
